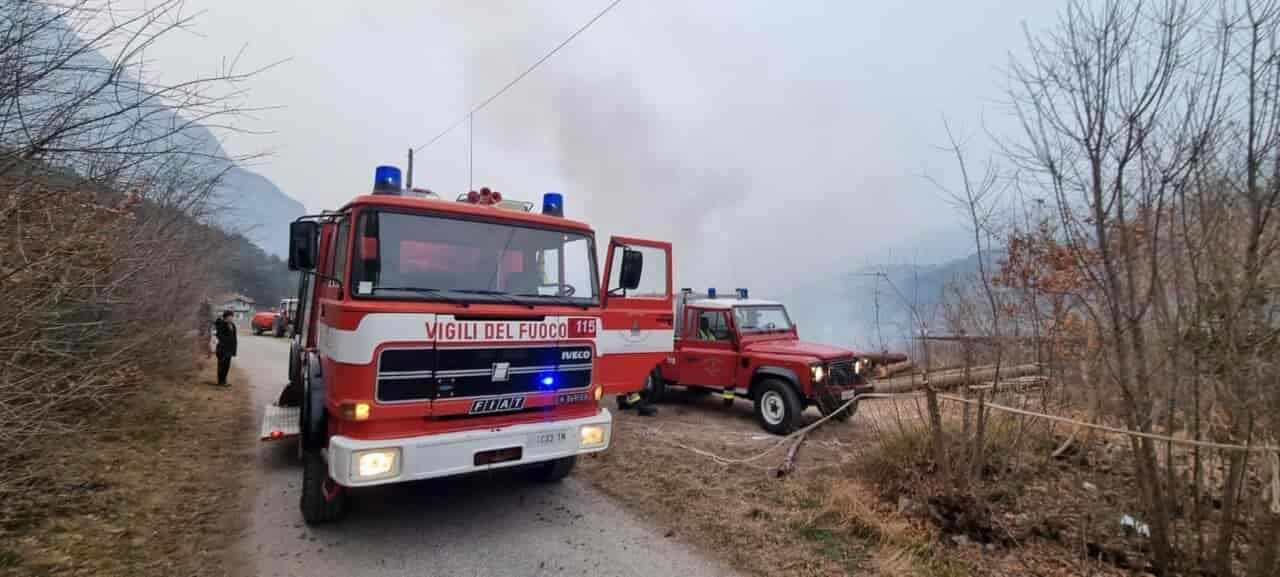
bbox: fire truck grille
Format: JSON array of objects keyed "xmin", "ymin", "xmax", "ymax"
[{"xmin": 375, "ymin": 345, "xmax": 593, "ymax": 403}]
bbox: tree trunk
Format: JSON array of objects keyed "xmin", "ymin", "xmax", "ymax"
[
  {"xmin": 970, "ymin": 391, "xmax": 987, "ymax": 481},
  {"xmin": 1216, "ymin": 448, "xmax": 1248, "ymax": 577}
]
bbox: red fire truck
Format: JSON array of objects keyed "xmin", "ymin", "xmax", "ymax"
[
  {"xmin": 260, "ymin": 166, "xmax": 673, "ymax": 524},
  {"xmin": 653, "ymin": 289, "xmax": 885, "ymax": 434}
]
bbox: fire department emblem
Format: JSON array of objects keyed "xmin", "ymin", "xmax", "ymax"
[
  {"xmin": 622, "ymin": 318, "xmax": 649, "ymax": 343},
  {"xmin": 491, "ymin": 362, "xmax": 511, "ymax": 382}
]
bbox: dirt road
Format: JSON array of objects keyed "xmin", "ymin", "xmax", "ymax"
[{"xmin": 235, "ymin": 335, "xmax": 738, "ymax": 577}]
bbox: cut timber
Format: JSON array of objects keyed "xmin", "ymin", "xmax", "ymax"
[
  {"xmin": 861, "ymin": 352, "xmax": 909, "ymax": 365},
  {"xmin": 876, "ymin": 360, "xmax": 914, "ymax": 378},
  {"xmin": 874, "ymin": 363, "xmax": 1041, "ymax": 393},
  {"xmin": 970, "ymin": 375, "xmax": 1048, "ymax": 392},
  {"xmin": 260, "ymin": 403, "xmax": 300, "ymax": 441}
]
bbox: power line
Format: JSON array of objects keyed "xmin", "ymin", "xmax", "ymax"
[{"xmin": 413, "ymin": 0, "xmax": 626, "ymax": 153}]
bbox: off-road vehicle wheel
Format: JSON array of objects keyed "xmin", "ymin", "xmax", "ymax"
[
  {"xmin": 754, "ymin": 378, "xmax": 803, "ymax": 435},
  {"xmin": 529, "ymin": 456, "xmax": 577, "ymax": 483},
  {"xmin": 817, "ymin": 393, "xmax": 856, "ymax": 422},
  {"xmin": 300, "ymin": 450, "xmax": 345, "ymax": 524}
]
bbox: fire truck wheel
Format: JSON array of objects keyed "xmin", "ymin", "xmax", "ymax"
[
  {"xmin": 300, "ymin": 450, "xmax": 346, "ymax": 524},
  {"xmin": 754, "ymin": 379, "xmax": 802, "ymax": 435},
  {"xmin": 529, "ymin": 456, "xmax": 577, "ymax": 483}
]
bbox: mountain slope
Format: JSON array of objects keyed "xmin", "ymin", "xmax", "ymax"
[
  {"xmin": 28, "ymin": 4, "xmax": 304, "ymax": 257},
  {"xmin": 779, "ymin": 250, "xmax": 995, "ymax": 351},
  {"xmin": 216, "ymin": 166, "xmax": 304, "ymax": 258}
]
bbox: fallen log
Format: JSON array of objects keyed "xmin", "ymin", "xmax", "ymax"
[
  {"xmin": 873, "ymin": 363, "xmax": 1041, "ymax": 394},
  {"xmin": 860, "ymin": 352, "xmax": 909, "ymax": 365},
  {"xmin": 876, "ymin": 360, "xmax": 914, "ymax": 378}
]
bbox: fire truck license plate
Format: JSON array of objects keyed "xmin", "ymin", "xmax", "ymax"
[{"xmin": 529, "ymin": 430, "xmax": 569, "ymax": 448}]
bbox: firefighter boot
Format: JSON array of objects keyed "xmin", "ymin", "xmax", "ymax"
[{"xmin": 637, "ymin": 401, "xmax": 658, "ymax": 417}]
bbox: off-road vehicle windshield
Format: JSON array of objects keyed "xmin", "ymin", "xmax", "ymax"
[{"xmin": 732, "ymin": 305, "xmax": 792, "ymax": 333}]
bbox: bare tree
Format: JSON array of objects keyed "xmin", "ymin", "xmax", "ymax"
[{"xmin": 0, "ymin": 0, "xmax": 275, "ymax": 502}]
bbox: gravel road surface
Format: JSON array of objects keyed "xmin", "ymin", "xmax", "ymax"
[{"xmin": 235, "ymin": 334, "xmax": 738, "ymax": 577}]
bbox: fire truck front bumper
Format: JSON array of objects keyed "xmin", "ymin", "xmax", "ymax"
[{"xmin": 326, "ymin": 409, "xmax": 613, "ymax": 488}]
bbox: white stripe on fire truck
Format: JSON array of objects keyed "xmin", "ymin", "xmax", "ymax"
[
  {"xmin": 319, "ymin": 314, "xmax": 438, "ymax": 365},
  {"xmin": 319, "ymin": 313, "xmax": 597, "ymax": 365},
  {"xmin": 595, "ymin": 329, "xmax": 675, "ymax": 356}
]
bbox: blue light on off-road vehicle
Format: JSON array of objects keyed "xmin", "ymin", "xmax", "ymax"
[
  {"xmin": 373, "ymin": 165, "xmax": 402, "ymax": 194},
  {"xmin": 707, "ymin": 287, "xmax": 717, "ymax": 299},
  {"xmin": 541, "ymin": 375, "xmax": 556, "ymax": 387}
]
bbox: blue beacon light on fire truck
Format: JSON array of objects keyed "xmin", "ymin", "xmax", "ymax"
[
  {"xmin": 542, "ymin": 192, "xmax": 563, "ymax": 217},
  {"xmin": 373, "ymin": 165, "xmax": 402, "ymax": 194}
]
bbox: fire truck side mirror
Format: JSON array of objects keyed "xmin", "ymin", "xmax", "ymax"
[
  {"xmin": 288, "ymin": 221, "xmax": 319, "ymax": 271},
  {"xmin": 619, "ymin": 248, "xmax": 643, "ymax": 290}
]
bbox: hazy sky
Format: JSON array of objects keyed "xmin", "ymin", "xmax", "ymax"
[{"xmin": 109, "ymin": 0, "xmax": 1060, "ymax": 296}]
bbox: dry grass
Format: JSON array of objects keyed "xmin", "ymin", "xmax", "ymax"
[
  {"xmin": 0, "ymin": 354, "xmax": 252, "ymax": 577},
  {"xmin": 576, "ymin": 390, "xmax": 1145, "ymax": 577},
  {"xmin": 576, "ymin": 391, "xmax": 959, "ymax": 577}
]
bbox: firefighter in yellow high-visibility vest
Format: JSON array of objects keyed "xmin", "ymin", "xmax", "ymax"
[{"xmin": 616, "ymin": 367, "xmax": 661, "ymax": 417}]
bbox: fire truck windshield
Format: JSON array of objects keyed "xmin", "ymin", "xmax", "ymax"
[
  {"xmin": 732, "ymin": 305, "xmax": 793, "ymax": 333},
  {"xmin": 350, "ymin": 209, "xmax": 598, "ymax": 307}
]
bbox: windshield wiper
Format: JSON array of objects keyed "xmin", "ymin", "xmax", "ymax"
[
  {"xmin": 511, "ymin": 293, "xmax": 593, "ymax": 310},
  {"xmin": 371, "ymin": 286, "xmax": 469, "ymax": 308},
  {"xmin": 452, "ymin": 289, "xmax": 535, "ymax": 309}
]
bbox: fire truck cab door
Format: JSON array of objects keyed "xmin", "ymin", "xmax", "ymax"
[{"xmin": 597, "ymin": 236, "xmax": 674, "ymax": 397}]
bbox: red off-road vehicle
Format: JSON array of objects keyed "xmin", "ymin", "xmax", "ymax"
[{"xmin": 655, "ymin": 289, "xmax": 885, "ymax": 434}]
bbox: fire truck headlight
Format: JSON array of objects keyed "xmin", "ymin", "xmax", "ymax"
[
  {"xmin": 579, "ymin": 424, "xmax": 607, "ymax": 448},
  {"xmin": 810, "ymin": 363, "xmax": 826, "ymax": 383},
  {"xmin": 353, "ymin": 448, "xmax": 400, "ymax": 481}
]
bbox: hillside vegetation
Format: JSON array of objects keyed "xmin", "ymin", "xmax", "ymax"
[{"xmin": 0, "ymin": 0, "xmax": 286, "ymax": 541}]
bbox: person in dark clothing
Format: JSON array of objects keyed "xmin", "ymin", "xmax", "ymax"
[{"xmin": 213, "ymin": 310, "xmax": 238, "ymax": 386}]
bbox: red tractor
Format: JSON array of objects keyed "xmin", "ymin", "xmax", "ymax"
[
  {"xmin": 250, "ymin": 310, "xmax": 278, "ymax": 335},
  {"xmin": 654, "ymin": 289, "xmax": 897, "ymax": 434},
  {"xmin": 260, "ymin": 166, "xmax": 674, "ymax": 524}
]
